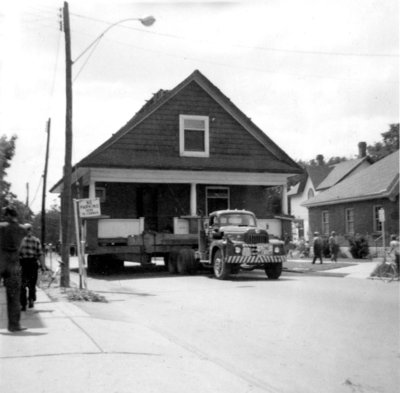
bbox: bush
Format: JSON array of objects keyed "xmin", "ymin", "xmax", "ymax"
[{"xmin": 348, "ymin": 235, "xmax": 369, "ymax": 259}]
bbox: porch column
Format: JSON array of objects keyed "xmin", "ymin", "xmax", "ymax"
[
  {"xmin": 190, "ymin": 183, "xmax": 197, "ymax": 216},
  {"xmin": 89, "ymin": 180, "xmax": 96, "ymax": 199},
  {"xmin": 281, "ymin": 185, "xmax": 288, "ymax": 215}
]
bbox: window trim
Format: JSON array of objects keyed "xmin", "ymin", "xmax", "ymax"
[
  {"xmin": 373, "ymin": 205, "xmax": 383, "ymax": 232},
  {"xmin": 179, "ymin": 114, "xmax": 209, "ymax": 157},
  {"xmin": 345, "ymin": 208, "xmax": 354, "ymax": 235},
  {"xmin": 322, "ymin": 210, "xmax": 329, "ymax": 235},
  {"xmin": 95, "ymin": 187, "xmax": 106, "ymax": 203}
]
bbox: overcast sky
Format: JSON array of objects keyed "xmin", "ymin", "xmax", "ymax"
[{"xmin": 0, "ymin": 0, "xmax": 398, "ymax": 213}]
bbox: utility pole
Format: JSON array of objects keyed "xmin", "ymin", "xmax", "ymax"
[
  {"xmin": 41, "ymin": 118, "xmax": 51, "ymax": 248},
  {"xmin": 61, "ymin": 1, "xmax": 72, "ymax": 287}
]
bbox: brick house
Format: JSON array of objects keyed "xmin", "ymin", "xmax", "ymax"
[
  {"xmin": 51, "ymin": 70, "xmax": 302, "ymax": 239},
  {"xmin": 288, "ymin": 143, "xmax": 371, "ymax": 240},
  {"xmin": 302, "ymin": 150, "xmax": 399, "ymax": 247}
]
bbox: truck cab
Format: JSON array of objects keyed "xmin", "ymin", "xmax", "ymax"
[{"xmin": 196, "ymin": 209, "xmax": 286, "ymax": 280}]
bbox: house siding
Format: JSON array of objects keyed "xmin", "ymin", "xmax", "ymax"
[
  {"xmin": 308, "ymin": 196, "xmax": 399, "ymax": 241},
  {"xmin": 92, "ymin": 81, "xmax": 284, "ymax": 172}
]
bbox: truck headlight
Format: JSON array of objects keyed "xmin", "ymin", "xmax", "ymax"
[{"xmin": 235, "ymin": 246, "xmax": 242, "ymax": 254}]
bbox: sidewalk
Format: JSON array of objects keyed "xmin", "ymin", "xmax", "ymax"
[
  {"xmin": 0, "ymin": 283, "xmax": 268, "ymax": 393},
  {"xmin": 284, "ymin": 257, "xmax": 379, "ymax": 279}
]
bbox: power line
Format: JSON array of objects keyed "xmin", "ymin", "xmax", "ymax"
[{"xmin": 70, "ymin": 12, "xmax": 399, "ymax": 59}]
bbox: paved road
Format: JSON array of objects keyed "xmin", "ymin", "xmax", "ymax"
[{"xmin": 73, "ymin": 268, "xmax": 399, "ymax": 393}]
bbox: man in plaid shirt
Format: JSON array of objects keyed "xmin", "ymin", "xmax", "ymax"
[{"xmin": 19, "ymin": 224, "xmax": 46, "ymax": 310}]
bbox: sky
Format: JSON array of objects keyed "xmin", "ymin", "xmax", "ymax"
[{"xmin": 0, "ymin": 0, "xmax": 398, "ymax": 213}]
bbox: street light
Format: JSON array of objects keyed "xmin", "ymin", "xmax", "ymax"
[
  {"xmin": 73, "ymin": 16, "xmax": 156, "ymax": 65},
  {"xmin": 60, "ymin": 1, "xmax": 155, "ymax": 287}
]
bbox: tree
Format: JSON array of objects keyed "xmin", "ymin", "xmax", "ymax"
[
  {"xmin": 0, "ymin": 134, "xmax": 17, "ymax": 209},
  {"xmin": 367, "ymin": 123, "xmax": 399, "ymax": 162},
  {"xmin": 0, "ymin": 134, "xmax": 33, "ymax": 222},
  {"xmin": 32, "ymin": 202, "xmax": 61, "ymax": 247}
]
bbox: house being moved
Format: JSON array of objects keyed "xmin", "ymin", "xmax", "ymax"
[{"xmin": 51, "ymin": 70, "xmax": 303, "ymax": 268}]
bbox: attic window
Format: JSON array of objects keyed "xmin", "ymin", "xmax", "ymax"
[{"xmin": 179, "ymin": 115, "xmax": 209, "ymax": 157}]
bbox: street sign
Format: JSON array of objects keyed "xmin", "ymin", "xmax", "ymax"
[{"xmin": 78, "ymin": 198, "xmax": 101, "ymax": 218}]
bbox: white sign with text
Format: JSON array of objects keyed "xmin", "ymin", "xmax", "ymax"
[{"xmin": 78, "ymin": 198, "xmax": 101, "ymax": 218}]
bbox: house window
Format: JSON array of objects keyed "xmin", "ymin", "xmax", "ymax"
[
  {"xmin": 307, "ymin": 188, "xmax": 314, "ymax": 199},
  {"xmin": 179, "ymin": 115, "xmax": 209, "ymax": 157},
  {"xmin": 95, "ymin": 187, "xmax": 106, "ymax": 203},
  {"xmin": 345, "ymin": 208, "xmax": 354, "ymax": 234},
  {"xmin": 206, "ymin": 187, "xmax": 229, "ymax": 215},
  {"xmin": 373, "ymin": 205, "xmax": 383, "ymax": 232},
  {"xmin": 322, "ymin": 211, "xmax": 329, "ymax": 235}
]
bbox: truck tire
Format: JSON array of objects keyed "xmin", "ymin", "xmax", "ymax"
[
  {"xmin": 213, "ymin": 249, "xmax": 230, "ymax": 280},
  {"xmin": 264, "ymin": 263, "xmax": 282, "ymax": 279},
  {"xmin": 177, "ymin": 248, "xmax": 196, "ymax": 275},
  {"xmin": 167, "ymin": 251, "xmax": 178, "ymax": 274}
]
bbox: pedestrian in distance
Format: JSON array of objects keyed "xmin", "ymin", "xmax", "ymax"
[
  {"xmin": 329, "ymin": 231, "xmax": 339, "ymax": 262},
  {"xmin": 19, "ymin": 224, "xmax": 46, "ymax": 311},
  {"xmin": 388, "ymin": 234, "xmax": 399, "ymax": 273},
  {"xmin": 311, "ymin": 232, "xmax": 323, "ymax": 264},
  {"xmin": 0, "ymin": 206, "xmax": 28, "ymax": 332}
]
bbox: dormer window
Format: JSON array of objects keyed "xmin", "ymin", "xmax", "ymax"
[{"xmin": 179, "ymin": 115, "xmax": 209, "ymax": 157}]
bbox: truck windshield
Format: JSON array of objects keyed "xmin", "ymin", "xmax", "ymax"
[{"xmin": 219, "ymin": 213, "xmax": 256, "ymax": 227}]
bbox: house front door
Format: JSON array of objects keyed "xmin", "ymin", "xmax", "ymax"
[{"xmin": 137, "ymin": 186, "xmax": 158, "ymax": 231}]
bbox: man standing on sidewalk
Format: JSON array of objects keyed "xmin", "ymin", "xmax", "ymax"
[
  {"xmin": 19, "ymin": 224, "xmax": 46, "ymax": 311},
  {"xmin": 0, "ymin": 206, "xmax": 27, "ymax": 332},
  {"xmin": 311, "ymin": 232, "xmax": 323, "ymax": 264}
]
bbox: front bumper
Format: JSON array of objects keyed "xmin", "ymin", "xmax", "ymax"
[{"xmin": 226, "ymin": 255, "xmax": 286, "ymax": 264}]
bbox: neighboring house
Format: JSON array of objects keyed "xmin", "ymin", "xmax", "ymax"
[
  {"xmin": 316, "ymin": 142, "xmax": 371, "ymax": 191},
  {"xmin": 288, "ymin": 158, "xmax": 332, "ymax": 240},
  {"xmin": 288, "ymin": 142, "xmax": 371, "ymax": 240},
  {"xmin": 302, "ymin": 150, "xmax": 399, "ymax": 244},
  {"xmin": 51, "ymin": 70, "xmax": 302, "ymax": 239}
]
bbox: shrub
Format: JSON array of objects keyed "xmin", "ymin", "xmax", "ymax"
[{"xmin": 348, "ymin": 235, "xmax": 369, "ymax": 259}]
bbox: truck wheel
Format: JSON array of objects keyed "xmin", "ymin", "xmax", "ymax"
[
  {"xmin": 264, "ymin": 263, "xmax": 282, "ymax": 279},
  {"xmin": 167, "ymin": 251, "xmax": 178, "ymax": 274},
  {"xmin": 177, "ymin": 248, "xmax": 196, "ymax": 275},
  {"xmin": 213, "ymin": 249, "xmax": 230, "ymax": 280}
]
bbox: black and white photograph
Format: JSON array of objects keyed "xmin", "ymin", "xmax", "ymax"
[{"xmin": 0, "ymin": 0, "xmax": 399, "ymax": 392}]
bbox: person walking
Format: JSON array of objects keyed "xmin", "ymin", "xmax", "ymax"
[
  {"xmin": 329, "ymin": 231, "xmax": 339, "ymax": 262},
  {"xmin": 0, "ymin": 206, "xmax": 27, "ymax": 332},
  {"xmin": 389, "ymin": 234, "xmax": 399, "ymax": 273},
  {"xmin": 19, "ymin": 224, "xmax": 46, "ymax": 311},
  {"xmin": 311, "ymin": 232, "xmax": 323, "ymax": 264}
]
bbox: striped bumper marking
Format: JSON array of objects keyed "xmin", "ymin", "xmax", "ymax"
[{"xmin": 226, "ymin": 255, "xmax": 286, "ymax": 264}]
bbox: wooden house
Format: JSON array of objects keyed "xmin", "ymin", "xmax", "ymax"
[{"xmin": 51, "ymin": 70, "xmax": 302, "ymax": 256}]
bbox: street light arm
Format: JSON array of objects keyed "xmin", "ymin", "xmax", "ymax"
[{"xmin": 73, "ymin": 16, "xmax": 156, "ymax": 64}]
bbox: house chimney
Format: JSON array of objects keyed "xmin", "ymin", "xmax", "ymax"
[
  {"xmin": 358, "ymin": 141, "xmax": 367, "ymax": 158},
  {"xmin": 316, "ymin": 154, "xmax": 324, "ymax": 166}
]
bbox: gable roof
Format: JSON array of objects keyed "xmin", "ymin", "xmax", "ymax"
[
  {"xmin": 76, "ymin": 70, "xmax": 302, "ymax": 174},
  {"xmin": 316, "ymin": 157, "xmax": 370, "ymax": 191},
  {"xmin": 303, "ymin": 151, "xmax": 399, "ymax": 207},
  {"xmin": 288, "ymin": 165, "xmax": 331, "ymax": 197}
]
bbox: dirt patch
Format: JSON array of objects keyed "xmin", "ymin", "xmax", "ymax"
[{"xmin": 38, "ymin": 270, "xmax": 107, "ymax": 303}]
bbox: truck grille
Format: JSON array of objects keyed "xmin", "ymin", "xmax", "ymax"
[{"xmin": 244, "ymin": 232, "xmax": 269, "ymax": 244}]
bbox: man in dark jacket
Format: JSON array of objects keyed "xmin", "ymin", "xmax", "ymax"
[
  {"xmin": 0, "ymin": 206, "xmax": 27, "ymax": 332},
  {"xmin": 311, "ymin": 232, "xmax": 323, "ymax": 264}
]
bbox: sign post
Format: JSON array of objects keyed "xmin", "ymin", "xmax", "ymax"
[{"xmin": 73, "ymin": 198, "xmax": 102, "ymax": 289}]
